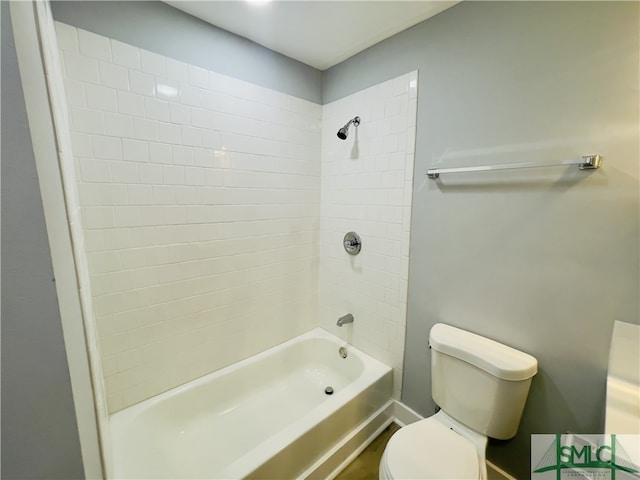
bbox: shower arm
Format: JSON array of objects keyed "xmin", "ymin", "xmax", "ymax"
[{"xmin": 344, "ymin": 116, "xmax": 361, "ymax": 129}]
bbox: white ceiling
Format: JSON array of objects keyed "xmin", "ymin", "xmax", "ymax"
[{"xmin": 164, "ymin": 1, "xmax": 459, "ymax": 70}]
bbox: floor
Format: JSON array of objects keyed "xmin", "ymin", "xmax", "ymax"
[{"xmin": 334, "ymin": 422, "xmax": 400, "ymax": 480}]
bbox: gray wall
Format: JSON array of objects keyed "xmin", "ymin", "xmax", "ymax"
[
  {"xmin": 51, "ymin": 1, "xmax": 322, "ymax": 104},
  {"xmin": 1, "ymin": 2, "xmax": 85, "ymax": 478},
  {"xmin": 18, "ymin": 1, "xmax": 639, "ymax": 478},
  {"xmin": 325, "ymin": 2, "xmax": 639, "ymax": 478}
]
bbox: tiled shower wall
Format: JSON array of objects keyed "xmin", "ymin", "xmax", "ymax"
[
  {"xmin": 319, "ymin": 72, "xmax": 417, "ymax": 400},
  {"xmin": 55, "ymin": 21, "xmax": 416, "ymax": 412},
  {"xmin": 55, "ymin": 22, "xmax": 322, "ymax": 412}
]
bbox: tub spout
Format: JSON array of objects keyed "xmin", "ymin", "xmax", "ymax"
[{"xmin": 337, "ymin": 314, "xmax": 354, "ymax": 327}]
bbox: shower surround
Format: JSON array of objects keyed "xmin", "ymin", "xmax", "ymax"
[{"xmin": 55, "ymin": 21, "xmax": 416, "ymax": 413}]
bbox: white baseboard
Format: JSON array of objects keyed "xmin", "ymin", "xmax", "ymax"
[
  {"xmin": 303, "ymin": 399, "xmax": 516, "ymax": 480},
  {"xmin": 391, "ymin": 399, "xmax": 424, "ymax": 426},
  {"xmin": 486, "ymin": 461, "xmax": 518, "ymax": 480},
  {"xmin": 302, "ymin": 401, "xmax": 395, "ymax": 480}
]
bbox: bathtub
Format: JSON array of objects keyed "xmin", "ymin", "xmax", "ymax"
[{"xmin": 109, "ymin": 328, "xmax": 393, "ymax": 479}]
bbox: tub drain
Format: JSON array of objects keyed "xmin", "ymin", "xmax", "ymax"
[{"xmin": 324, "ymin": 386, "xmax": 334, "ymax": 395}]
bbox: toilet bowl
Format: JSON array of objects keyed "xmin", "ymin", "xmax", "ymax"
[
  {"xmin": 379, "ymin": 410, "xmax": 487, "ymax": 480},
  {"xmin": 379, "ymin": 323, "xmax": 538, "ymax": 480}
]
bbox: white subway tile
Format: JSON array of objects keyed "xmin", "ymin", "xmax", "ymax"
[
  {"xmin": 77, "ymin": 183, "xmax": 101, "ymax": 206},
  {"xmin": 152, "ymin": 186, "xmax": 176, "ymax": 205},
  {"xmin": 157, "ymin": 123, "xmax": 182, "ymax": 145},
  {"xmin": 138, "ymin": 164, "xmax": 163, "ymax": 184},
  {"xmin": 55, "ymin": 22, "xmax": 78, "ymax": 52},
  {"xmin": 61, "ymin": 31, "xmax": 335, "ymax": 412},
  {"xmin": 130, "ymin": 70, "xmax": 156, "ymax": 97},
  {"xmin": 128, "ymin": 185, "xmax": 154, "ymax": 205},
  {"xmin": 120, "ymin": 248, "xmax": 148, "ymax": 269},
  {"xmin": 145, "ymin": 98, "xmax": 170, "ymax": 122},
  {"xmin": 383, "ymin": 134, "xmax": 399, "ymax": 153},
  {"xmin": 126, "ymin": 227, "xmax": 156, "ymax": 249},
  {"xmin": 193, "ymin": 148, "xmax": 213, "ymax": 167},
  {"xmin": 86, "ymin": 84, "xmax": 118, "ymax": 112},
  {"xmin": 115, "ymin": 208, "xmax": 142, "ymax": 229},
  {"xmin": 385, "ymin": 97, "xmax": 402, "ymax": 118},
  {"xmin": 93, "ymin": 135, "xmax": 123, "ymax": 160},
  {"xmin": 185, "ymin": 167, "xmax": 206, "ymax": 186},
  {"xmin": 169, "ymin": 103, "xmax": 191, "ymax": 125},
  {"xmin": 64, "ymin": 79, "xmax": 86, "ymax": 107},
  {"xmin": 188, "ymin": 65, "xmax": 209, "ymax": 88},
  {"xmin": 165, "ymin": 206, "xmax": 187, "ymax": 225},
  {"xmin": 105, "ymin": 112, "xmax": 135, "ymax": 138},
  {"xmin": 146, "ymin": 245, "xmax": 169, "ymax": 266},
  {"xmin": 408, "ymin": 71, "xmax": 418, "ymax": 100},
  {"xmin": 155, "ymin": 79, "xmax": 180, "ymax": 101},
  {"xmin": 102, "ymin": 228, "xmax": 133, "ymax": 250},
  {"xmin": 181, "ymin": 126, "xmax": 202, "ymax": 147},
  {"xmin": 133, "ymin": 118, "xmax": 159, "ymax": 141},
  {"xmin": 179, "ymin": 85, "xmax": 201, "ymax": 106},
  {"xmin": 202, "ymin": 131, "xmax": 222, "ymax": 150},
  {"xmin": 175, "ymin": 186, "xmax": 198, "ymax": 205},
  {"xmin": 191, "ymin": 108, "xmax": 212, "ymax": 129},
  {"xmin": 392, "ymin": 74, "xmax": 409, "ymax": 96},
  {"xmin": 166, "ymin": 58, "xmax": 189, "ymax": 83},
  {"xmin": 162, "ymin": 165, "xmax": 186, "ymax": 185},
  {"xmin": 122, "ymin": 139, "xmax": 149, "ymax": 162},
  {"xmin": 406, "ymin": 128, "xmax": 416, "ymax": 155},
  {"xmin": 83, "ymin": 206, "xmax": 115, "ymax": 229},
  {"xmin": 83, "ymin": 230, "xmax": 105, "ymax": 253},
  {"xmin": 111, "ymin": 161, "xmax": 139, "ymax": 184},
  {"xmin": 117, "ymin": 91, "xmax": 145, "ymax": 118},
  {"xmin": 99, "ymin": 184, "xmax": 128, "ymax": 206},
  {"xmin": 116, "ymin": 349, "xmax": 143, "ymax": 372},
  {"xmin": 131, "ymin": 268, "xmax": 159, "ymax": 289},
  {"xmin": 78, "ymin": 29, "xmax": 112, "ymax": 61},
  {"xmin": 79, "ymin": 157, "xmax": 111, "ymax": 182},
  {"xmin": 111, "ymin": 39, "xmax": 140, "ymax": 70},
  {"xmin": 99, "ymin": 61, "xmax": 130, "ymax": 90},
  {"xmin": 391, "ymin": 113, "xmax": 408, "ymax": 135},
  {"xmin": 171, "ymin": 146, "xmax": 193, "ymax": 166},
  {"xmin": 71, "ymin": 133, "xmax": 93, "ymax": 157},
  {"xmin": 148, "ymin": 143, "xmax": 172, "ymax": 164},
  {"xmin": 64, "ymin": 52, "xmax": 100, "ymax": 84},
  {"xmin": 140, "ymin": 50, "xmax": 166, "ymax": 78}
]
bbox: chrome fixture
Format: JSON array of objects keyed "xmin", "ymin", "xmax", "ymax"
[
  {"xmin": 324, "ymin": 386, "xmax": 334, "ymax": 395},
  {"xmin": 337, "ymin": 116, "xmax": 361, "ymax": 140},
  {"xmin": 426, "ymin": 154, "xmax": 602, "ymax": 179},
  {"xmin": 337, "ymin": 313, "xmax": 354, "ymax": 327},
  {"xmin": 339, "ymin": 347, "xmax": 348, "ymax": 359},
  {"xmin": 343, "ymin": 231, "xmax": 361, "ymax": 255}
]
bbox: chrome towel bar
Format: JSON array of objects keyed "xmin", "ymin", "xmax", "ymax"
[{"xmin": 426, "ymin": 154, "xmax": 602, "ymax": 179}]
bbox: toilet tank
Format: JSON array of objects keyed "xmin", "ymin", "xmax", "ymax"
[{"xmin": 429, "ymin": 323, "xmax": 538, "ymax": 440}]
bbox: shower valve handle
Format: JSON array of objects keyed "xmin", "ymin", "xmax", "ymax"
[{"xmin": 343, "ymin": 232, "xmax": 361, "ymax": 255}]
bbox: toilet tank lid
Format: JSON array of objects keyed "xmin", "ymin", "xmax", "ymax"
[{"xmin": 429, "ymin": 323, "xmax": 538, "ymax": 381}]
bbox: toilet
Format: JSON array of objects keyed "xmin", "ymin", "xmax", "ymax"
[{"xmin": 380, "ymin": 323, "xmax": 538, "ymax": 479}]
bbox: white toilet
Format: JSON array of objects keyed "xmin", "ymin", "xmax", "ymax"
[{"xmin": 380, "ymin": 323, "xmax": 538, "ymax": 479}]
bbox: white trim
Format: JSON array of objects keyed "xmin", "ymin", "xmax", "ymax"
[
  {"xmin": 9, "ymin": 2, "xmax": 104, "ymax": 478},
  {"xmin": 486, "ymin": 460, "xmax": 518, "ymax": 480},
  {"xmin": 301, "ymin": 401, "xmax": 395, "ymax": 480},
  {"xmin": 392, "ymin": 399, "xmax": 425, "ymax": 426}
]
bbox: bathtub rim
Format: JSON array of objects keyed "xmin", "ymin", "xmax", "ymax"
[
  {"xmin": 109, "ymin": 327, "xmax": 386, "ymax": 420},
  {"xmin": 109, "ymin": 326, "xmax": 392, "ymax": 478}
]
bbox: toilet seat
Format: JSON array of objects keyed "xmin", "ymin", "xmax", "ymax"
[{"xmin": 380, "ymin": 417, "xmax": 480, "ymax": 479}]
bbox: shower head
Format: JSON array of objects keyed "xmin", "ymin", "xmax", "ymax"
[{"xmin": 337, "ymin": 116, "xmax": 360, "ymax": 140}]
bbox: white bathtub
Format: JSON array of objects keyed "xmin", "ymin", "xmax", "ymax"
[{"xmin": 109, "ymin": 328, "xmax": 393, "ymax": 479}]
